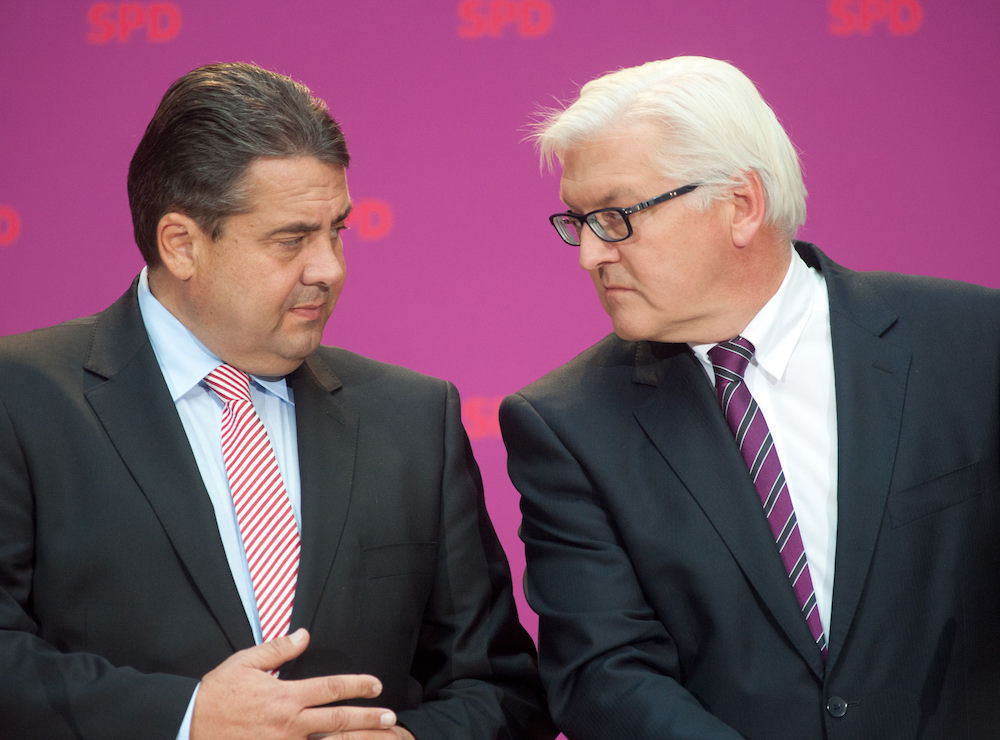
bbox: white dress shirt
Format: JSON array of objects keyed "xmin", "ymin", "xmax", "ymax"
[{"xmin": 691, "ymin": 249, "xmax": 838, "ymax": 637}]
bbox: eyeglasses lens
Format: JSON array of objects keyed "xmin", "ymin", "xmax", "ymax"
[
  {"xmin": 554, "ymin": 215, "xmax": 584, "ymax": 246},
  {"xmin": 591, "ymin": 210, "xmax": 628, "ymax": 241}
]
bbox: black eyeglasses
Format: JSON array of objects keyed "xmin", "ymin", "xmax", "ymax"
[{"xmin": 549, "ymin": 184, "xmax": 700, "ymax": 246}]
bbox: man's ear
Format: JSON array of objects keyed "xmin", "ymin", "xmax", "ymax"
[
  {"xmin": 157, "ymin": 212, "xmax": 202, "ymax": 280},
  {"xmin": 730, "ymin": 170, "xmax": 767, "ymax": 248}
]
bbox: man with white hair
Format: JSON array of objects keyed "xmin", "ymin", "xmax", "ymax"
[{"xmin": 500, "ymin": 56, "xmax": 1000, "ymax": 738}]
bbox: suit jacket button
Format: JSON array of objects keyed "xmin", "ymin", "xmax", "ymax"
[{"xmin": 826, "ymin": 696, "xmax": 848, "ymax": 718}]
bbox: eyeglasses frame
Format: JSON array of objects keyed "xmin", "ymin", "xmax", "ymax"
[{"xmin": 549, "ymin": 183, "xmax": 700, "ymax": 246}]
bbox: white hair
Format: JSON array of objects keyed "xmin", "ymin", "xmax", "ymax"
[{"xmin": 534, "ymin": 56, "xmax": 807, "ymax": 237}]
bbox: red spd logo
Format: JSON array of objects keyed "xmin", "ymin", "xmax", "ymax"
[
  {"xmin": 462, "ymin": 396, "xmax": 502, "ymax": 440},
  {"xmin": 829, "ymin": 0, "xmax": 923, "ymax": 35},
  {"xmin": 0, "ymin": 205, "xmax": 22, "ymax": 248},
  {"xmin": 87, "ymin": 2, "xmax": 182, "ymax": 44},
  {"xmin": 458, "ymin": 0, "xmax": 554, "ymax": 38},
  {"xmin": 344, "ymin": 199, "xmax": 394, "ymax": 241}
]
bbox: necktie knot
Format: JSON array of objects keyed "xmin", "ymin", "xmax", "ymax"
[
  {"xmin": 204, "ymin": 364, "xmax": 252, "ymax": 405},
  {"xmin": 708, "ymin": 336, "xmax": 755, "ymax": 382}
]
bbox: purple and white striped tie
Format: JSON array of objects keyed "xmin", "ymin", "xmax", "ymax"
[
  {"xmin": 708, "ymin": 337, "xmax": 827, "ymax": 658},
  {"xmin": 205, "ymin": 364, "xmax": 300, "ymax": 648}
]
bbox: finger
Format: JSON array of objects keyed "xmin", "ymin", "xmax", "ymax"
[
  {"xmin": 238, "ymin": 627, "xmax": 311, "ymax": 672},
  {"xmin": 301, "ymin": 705, "xmax": 397, "ymax": 735},
  {"xmin": 330, "ymin": 731, "xmax": 402, "ymax": 739},
  {"xmin": 307, "ymin": 733, "xmax": 399, "ymax": 740},
  {"xmin": 291, "ymin": 673, "xmax": 384, "ymax": 708}
]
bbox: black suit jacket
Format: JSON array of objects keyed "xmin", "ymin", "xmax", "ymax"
[
  {"xmin": 0, "ymin": 283, "xmax": 554, "ymax": 740},
  {"xmin": 500, "ymin": 243, "xmax": 1000, "ymax": 739}
]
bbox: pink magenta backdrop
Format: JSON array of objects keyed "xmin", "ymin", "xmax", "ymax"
[{"xmin": 2, "ymin": 1, "xmax": 999, "ymax": 640}]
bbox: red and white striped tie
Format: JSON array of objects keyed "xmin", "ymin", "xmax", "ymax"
[{"xmin": 204, "ymin": 364, "xmax": 300, "ymax": 645}]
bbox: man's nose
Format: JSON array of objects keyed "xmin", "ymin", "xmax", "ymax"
[
  {"xmin": 303, "ymin": 233, "xmax": 345, "ymax": 287},
  {"xmin": 578, "ymin": 226, "xmax": 619, "ymax": 271}
]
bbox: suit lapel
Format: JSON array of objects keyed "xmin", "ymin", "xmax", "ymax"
[
  {"xmin": 812, "ymin": 248, "xmax": 910, "ymax": 668},
  {"xmin": 82, "ymin": 285, "xmax": 253, "ymax": 651},
  {"xmin": 633, "ymin": 344, "xmax": 826, "ymax": 677},
  {"xmin": 286, "ymin": 354, "xmax": 357, "ymax": 633}
]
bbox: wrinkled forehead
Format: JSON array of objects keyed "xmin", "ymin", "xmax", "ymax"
[{"xmin": 557, "ymin": 122, "xmax": 671, "ymax": 210}]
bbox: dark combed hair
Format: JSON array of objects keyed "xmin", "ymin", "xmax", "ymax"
[{"xmin": 127, "ymin": 62, "xmax": 350, "ymax": 265}]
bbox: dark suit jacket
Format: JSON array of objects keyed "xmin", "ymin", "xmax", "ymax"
[
  {"xmin": 0, "ymin": 283, "xmax": 554, "ymax": 740},
  {"xmin": 500, "ymin": 242, "xmax": 1000, "ymax": 739}
]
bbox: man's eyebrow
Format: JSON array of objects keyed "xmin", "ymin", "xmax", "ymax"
[
  {"xmin": 265, "ymin": 221, "xmax": 322, "ymax": 238},
  {"xmin": 264, "ymin": 205, "xmax": 353, "ymax": 238},
  {"xmin": 559, "ymin": 193, "xmax": 582, "ymax": 213},
  {"xmin": 561, "ymin": 189, "xmax": 632, "ymax": 214}
]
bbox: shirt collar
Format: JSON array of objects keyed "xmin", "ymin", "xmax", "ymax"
[
  {"xmin": 137, "ymin": 267, "xmax": 292, "ymax": 404},
  {"xmin": 691, "ymin": 246, "xmax": 821, "ymax": 382}
]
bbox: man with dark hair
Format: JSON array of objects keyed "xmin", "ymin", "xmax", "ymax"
[
  {"xmin": 0, "ymin": 63, "xmax": 553, "ymax": 740},
  {"xmin": 500, "ymin": 56, "xmax": 1000, "ymax": 738}
]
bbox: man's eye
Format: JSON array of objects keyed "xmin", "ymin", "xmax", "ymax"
[{"xmin": 278, "ymin": 236, "xmax": 304, "ymax": 248}]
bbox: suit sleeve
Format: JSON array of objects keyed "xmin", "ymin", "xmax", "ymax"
[
  {"xmin": 0, "ymin": 391, "xmax": 197, "ymax": 739},
  {"xmin": 394, "ymin": 383, "xmax": 556, "ymax": 740},
  {"xmin": 500, "ymin": 392, "xmax": 744, "ymax": 740}
]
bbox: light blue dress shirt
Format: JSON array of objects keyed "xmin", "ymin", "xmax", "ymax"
[{"xmin": 136, "ymin": 268, "xmax": 303, "ymax": 736}]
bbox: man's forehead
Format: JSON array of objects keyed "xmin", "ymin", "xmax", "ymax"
[
  {"xmin": 559, "ymin": 158, "xmax": 656, "ymax": 210},
  {"xmin": 557, "ymin": 123, "xmax": 667, "ymax": 207},
  {"xmin": 558, "ymin": 178, "xmax": 643, "ymax": 212}
]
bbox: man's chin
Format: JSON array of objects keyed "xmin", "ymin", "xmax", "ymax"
[
  {"xmin": 286, "ymin": 336, "xmax": 323, "ymax": 364},
  {"xmin": 610, "ymin": 319, "xmax": 651, "ymax": 343},
  {"xmin": 251, "ymin": 337, "xmax": 323, "ymax": 378}
]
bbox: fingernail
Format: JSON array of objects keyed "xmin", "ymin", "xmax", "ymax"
[
  {"xmin": 380, "ymin": 711, "xmax": 396, "ymax": 727},
  {"xmin": 290, "ymin": 628, "xmax": 306, "ymax": 645},
  {"xmin": 370, "ymin": 680, "xmax": 383, "ymax": 697}
]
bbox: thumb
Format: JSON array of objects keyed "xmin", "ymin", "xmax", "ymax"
[{"xmin": 241, "ymin": 627, "xmax": 310, "ymax": 672}]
